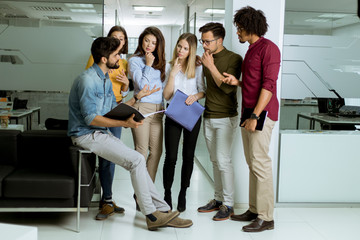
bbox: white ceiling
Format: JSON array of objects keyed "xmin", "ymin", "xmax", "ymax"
[
  {"xmin": 0, "ymin": 0, "xmax": 103, "ymax": 24},
  {"xmin": 0, "ymin": 0, "xmax": 358, "ymax": 31}
]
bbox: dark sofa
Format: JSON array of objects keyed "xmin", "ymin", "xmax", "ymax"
[{"xmin": 0, "ymin": 129, "xmax": 97, "ymax": 232}]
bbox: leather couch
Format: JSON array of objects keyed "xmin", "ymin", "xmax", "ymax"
[{"xmin": 0, "ymin": 129, "xmax": 97, "ymax": 231}]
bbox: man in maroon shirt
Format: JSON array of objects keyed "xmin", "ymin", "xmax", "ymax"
[{"xmin": 222, "ymin": 6, "xmax": 281, "ymax": 232}]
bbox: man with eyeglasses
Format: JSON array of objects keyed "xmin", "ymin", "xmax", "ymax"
[
  {"xmin": 222, "ymin": 6, "xmax": 281, "ymax": 232},
  {"xmin": 197, "ymin": 22, "xmax": 243, "ymax": 221}
]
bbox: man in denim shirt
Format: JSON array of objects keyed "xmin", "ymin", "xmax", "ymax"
[{"xmin": 68, "ymin": 37, "xmax": 191, "ymax": 230}]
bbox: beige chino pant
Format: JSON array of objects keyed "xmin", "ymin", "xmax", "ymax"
[
  {"xmin": 131, "ymin": 102, "xmax": 163, "ymax": 182},
  {"xmin": 241, "ymin": 117, "xmax": 276, "ymax": 221}
]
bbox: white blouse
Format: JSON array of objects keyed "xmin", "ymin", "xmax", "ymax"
[{"xmin": 164, "ymin": 63, "xmax": 206, "ymax": 103}]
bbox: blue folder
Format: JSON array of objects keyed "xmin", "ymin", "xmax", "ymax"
[{"xmin": 165, "ymin": 90, "xmax": 205, "ymax": 131}]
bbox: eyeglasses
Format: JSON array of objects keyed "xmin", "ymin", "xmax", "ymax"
[{"xmin": 199, "ymin": 38, "xmax": 218, "ymax": 46}]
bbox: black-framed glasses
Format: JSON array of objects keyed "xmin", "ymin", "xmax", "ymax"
[{"xmin": 199, "ymin": 38, "xmax": 218, "ymax": 46}]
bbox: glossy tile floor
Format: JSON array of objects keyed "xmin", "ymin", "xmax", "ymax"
[{"xmin": 1, "ymin": 128, "xmax": 360, "ymax": 240}]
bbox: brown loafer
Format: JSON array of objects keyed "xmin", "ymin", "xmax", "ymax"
[
  {"xmin": 231, "ymin": 210, "xmax": 258, "ymax": 221},
  {"xmin": 242, "ymin": 217, "xmax": 274, "ymax": 232}
]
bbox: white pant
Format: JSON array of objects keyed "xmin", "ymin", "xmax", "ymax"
[
  {"xmin": 72, "ymin": 131, "xmax": 170, "ymax": 215},
  {"xmin": 203, "ymin": 116, "xmax": 238, "ymax": 206}
]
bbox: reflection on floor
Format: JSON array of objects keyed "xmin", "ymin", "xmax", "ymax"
[{"xmin": 1, "ymin": 128, "xmax": 360, "ymax": 240}]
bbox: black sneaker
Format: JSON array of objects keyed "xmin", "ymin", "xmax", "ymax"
[
  {"xmin": 212, "ymin": 205, "xmax": 234, "ymax": 221},
  {"xmin": 99, "ymin": 200, "xmax": 125, "ymax": 214},
  {"xmin": 197, "ymin": 199, "xmax": 222, "ymax": 212}
]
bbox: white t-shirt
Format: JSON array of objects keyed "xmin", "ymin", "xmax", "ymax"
[{"xmin": 164, "ymin": 63, "xmax": 206, "ymax": 103}]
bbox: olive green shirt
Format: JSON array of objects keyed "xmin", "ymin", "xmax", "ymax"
[{"xmin": 203, "ymin": 47, "xmax": 242, "ymax": 118}]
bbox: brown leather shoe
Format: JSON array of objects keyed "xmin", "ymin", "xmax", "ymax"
[
  {"xmin": 231, "ymin": 210, "xmax": 258, "ymax": 221},
  {"xmin": 242, "ymin": 218, "xmax": 274, "ymax": 232}
]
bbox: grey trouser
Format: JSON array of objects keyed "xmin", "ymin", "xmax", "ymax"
[
  {"xmin": 72, "ymin": 131, "xmax": 170, "ymax": 215},
  {"xmin": 203, "ymin": 116, "xmax": 238, "ymax": 206}
]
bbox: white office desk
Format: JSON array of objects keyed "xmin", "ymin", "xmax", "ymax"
[
  {"xmin": 0, "ymin": 124, "xmax": 24, "ymax": 131},
  {"xmin": 0, "ymin": 223, "xmax": 37, "ymax": 240},
  {"xmin": 0, "ymin": 107, "xmax": 41, "ymax": 130}
]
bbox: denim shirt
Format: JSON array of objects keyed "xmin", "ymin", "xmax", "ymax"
[
  {"xmin": 68, "ymin": 64, "xmax": 116, "ymax": 137},
  {"xmin": 128, "ymin": 55, "xmax": 164, "ymax": 104}
]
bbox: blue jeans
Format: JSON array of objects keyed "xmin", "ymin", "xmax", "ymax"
[{"xmin": 99, "ymin": 126, "xmax": 122, "ymax": 200}]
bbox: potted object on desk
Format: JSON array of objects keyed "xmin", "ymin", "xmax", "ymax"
[{"xmin": 0, "ymin": 115, "xmax": 9, "ymax": 128}]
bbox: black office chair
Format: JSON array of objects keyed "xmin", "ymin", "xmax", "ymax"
[{"xmin": 45, "ymin": 118, "xmax": 68, "ymax": 130}]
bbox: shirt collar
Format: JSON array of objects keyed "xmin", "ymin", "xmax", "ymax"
[
  {"xmin": 213, "ymin": 47, "xmax": 227, "ymax": 58},
  {"xmin": 92, "ymin": 63, "xmax": 109, "ymax": 80},
  {"xmin": 249, "ymin": 37, "xmax": 264, "ymax": 50}
]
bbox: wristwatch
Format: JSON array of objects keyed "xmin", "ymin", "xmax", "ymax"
[
  {"xmin": 134, "ymin": 95, "xmax": 139, "ymax": 102},
  {"xmin": 250, "ymin": 113, "xmax": 260, "ymax": 120}
]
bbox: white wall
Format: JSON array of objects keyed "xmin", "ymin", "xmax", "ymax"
[
  {"xmin": 333, "ymin": 22, "xmax": 360, "ymax": 37},
  {"xmin": 227, "ymin": 0, "xmax": 285, "ymax": 206},
  {"xmin": 282, "ymin": 34, "xmax": 360, "ymax": 99}
]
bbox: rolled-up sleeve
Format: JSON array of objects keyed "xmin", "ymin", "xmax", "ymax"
[
  {"xmin": 262, "ymin": 44, "xmax": 281, "ymax": 93},
  {"xmin": 196, "ymin": 65, "xmax": 206, "ymax": 94}
]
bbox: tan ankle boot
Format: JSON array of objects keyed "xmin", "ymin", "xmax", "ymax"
[
  {"xmin": 146, "ymin": 210, "xmax": 180, "ymax": 231},
  {"xmin": 167, "ymin": 216, "xmax": 193, "ymax": 228}
]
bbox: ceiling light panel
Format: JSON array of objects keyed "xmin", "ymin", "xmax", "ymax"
[
  {"xmin": 64, "ymin": 4, "xmax": 94, "ymax": 8},
  {"xmin": 305, "ymin": 18, "xmax": 330, "ymax": 23},
  {"xmin": 70, "ymin": 9, "xmax": 96, "ymax": 13},
  {"xmin": 204, "ymin": 9, "xmax": 225, "ymax": 14},
  {"xmin": 318, "ymin": 13, "xmax": 349, "ymax": 19},
  {"xmin": 133, "ymin": 6, "xmax": 164, "ymax": 12}
]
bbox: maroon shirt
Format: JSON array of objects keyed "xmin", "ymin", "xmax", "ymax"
[{"xmin": 241, "ymin": 37, "xmax": 281, "ymax": 121}]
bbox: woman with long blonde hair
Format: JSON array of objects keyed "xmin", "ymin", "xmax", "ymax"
[{"xmin": 162, "ymin": 33, "xmax": 205, "ymax": 212}]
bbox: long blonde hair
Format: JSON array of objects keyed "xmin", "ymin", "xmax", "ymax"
[{"xmin": 170, "ymin": 33, "xmax": 197, "ymax": 79}]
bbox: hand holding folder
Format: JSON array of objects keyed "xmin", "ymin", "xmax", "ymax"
[
  {"xmin": 104, "ymin": 103, "xmax": 145, "ymax": 122},
  {"xmin": 104, "ymin": 103, "xmax": 165, "ymax": 122},
  {"xmin": 240, "ymin": 108, "xmax": 268, "ymax": 131},
  {"xmin": 165, "ymin": 90, "xmax": 205, "ymax": 131}
]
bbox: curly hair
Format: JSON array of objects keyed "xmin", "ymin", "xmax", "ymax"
[{"xmin": 233, "ymin": 6, "xmax": 268, "ymax": 37}]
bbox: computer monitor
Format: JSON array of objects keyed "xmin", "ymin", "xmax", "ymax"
[{"xmin": 317, "ymin": 98, "xmax": 344, "ymax": 114}]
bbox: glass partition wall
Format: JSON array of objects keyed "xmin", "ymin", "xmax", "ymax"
[
  {"xmin": 188, "ymin": 0, "xmax": 225, "ymax": 57},
  {"xmin": 188, "ymin": 0, "xmax": 225, "ymax": 180},
  {"xmin": 0, "ymin": 0, "xmax": 104, "ymax": 126},
  {"xmin": 0, "ymin": 0, "xmax": 103, "ymax": 92}
]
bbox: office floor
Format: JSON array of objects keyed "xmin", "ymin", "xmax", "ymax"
[{"xmin": 1, "ymin": 128, "xmax": 360, "ymax": 240}]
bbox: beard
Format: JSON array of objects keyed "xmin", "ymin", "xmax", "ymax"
[{"xmin": 106, "ymin": 61, "xmax": 119, "ymax": 69}]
